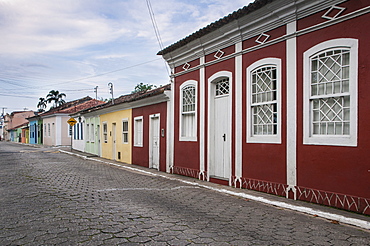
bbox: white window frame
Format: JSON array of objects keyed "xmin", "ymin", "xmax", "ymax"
[
  {"xmin": 134, "ymin": 116, "xmax": 143, "ymax": 147},
  {"xmin": 122, "ymin": 118, "xmax": 129, "ymax": 144},
  {"xmin": 179, "ymin": 80, "xmax": 197, "ymax": 141},
  {"xmin": 246, "ymin": 58, "xmax": 282, "ymax": 144},
  {"xmin": 103, "ymin": 122, "xmax": 108, "ymax": 143},
  {"xmin": 90, "ymin": 123, "xmax": 95, "ymax": 143},
  {"xmin": 303, "ymin": 38, "xmax": 358, "ymax": 146},
  {"xmin": 86, "ymin": 124, "xmax": 90, "ymax": 142}
]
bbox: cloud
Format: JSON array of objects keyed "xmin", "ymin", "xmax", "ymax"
[{"xmin": 0, "ymin": 0, "xmax": 128, "ymax": 55}]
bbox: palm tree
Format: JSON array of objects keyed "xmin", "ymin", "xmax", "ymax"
[
  {"xmin": 37, "ymin": 97, "xmax": 47, "ymax": 112},
  {"xmin": 46, "ymin": 90, "xmax": 66, "ymax": 108}
]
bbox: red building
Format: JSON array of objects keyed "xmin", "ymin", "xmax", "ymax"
[
  {"xmin": 131, "ymin": 85, "xmax": 171, "ymax": 172},
  {"xmin": 158, "ymin": 0, "xmax": 370, "ymax": 214}
]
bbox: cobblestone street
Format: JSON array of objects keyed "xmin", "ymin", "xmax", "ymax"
[{"xmin": 0, "ymin": 142, "xmax": 369, "ymax": 245}]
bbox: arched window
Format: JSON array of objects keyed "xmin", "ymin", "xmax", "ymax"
[
  {"xmin": 247, "ymin": 58, "xmax": 281, "ymax": 143},
  {"xmin": 180, "ymin": 81, "xmax": 197, "ymax": 141},
  {"xmin": 303, "ymin": 39, "xmax": 358, "ymax": 146}
]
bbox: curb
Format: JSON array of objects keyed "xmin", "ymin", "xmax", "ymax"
[{"xmin": 59, "ymin": 149, "xmax": 370, "ymax": 231}]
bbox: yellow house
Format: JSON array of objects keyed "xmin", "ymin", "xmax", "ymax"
[{"xmin": 100, "ymin": 109, "xmax": 132, "ymax": 164}]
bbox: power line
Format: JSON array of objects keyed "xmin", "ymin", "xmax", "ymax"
[
  {"xmin": 0, "ymin": 93, "xmax": 39, "ymax": 99},
  {"xmin": 0, "ymin": 58, "xmax": 162, "ymax": 90},
  {"xmin": 146, "ymin": 0, "xmax": 170, "ymax": 77}
]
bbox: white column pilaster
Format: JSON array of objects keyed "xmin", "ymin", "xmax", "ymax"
[
  {"xmin": 286, "ymin": 21, "xmax": 297, "ymax": 199},
  {"xmin": 199, "ymin": 56, "xmax": 206, "ymax": 180},
  {"xmin": 235, "ymin": 42, "xmax": 243, "ymax": 188}
]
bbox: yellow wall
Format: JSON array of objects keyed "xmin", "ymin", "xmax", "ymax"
[{"xmin": 100, "ymin": 109, "xmax": 132, "ymax": 164}]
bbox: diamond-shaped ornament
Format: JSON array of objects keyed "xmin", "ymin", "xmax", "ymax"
[
  {"xmin": 214, "ymin": 49, "xmax": 225, "ymax": 59},
  {"xmin": 255, "ymin": 33, "xmax": 270, "ymax": 44},
  {"xmin": 182, "ymin": 62, "xmax": 190, "ymax": 70},
  {"xmin": 322, "ymin": 5, "xmax": 346, "ymax": 20}
]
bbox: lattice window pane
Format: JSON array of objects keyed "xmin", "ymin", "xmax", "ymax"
[
  {"xmin": 251, "ymin": 66, "xmax": 277, "ymax": 103},
  {"xmin": 215, "ymin": 78, "xmax": 229, "ymax": 96},
  {"xmin": 182, "ymin": 86, "xmax": 195, "ymax": 113},
  {"xmin": 251, "ymin": 66, "xmax": 278, "ymax": 136},
  {"xmin": 312, "ymin": 96, "xmax": 350, "ymax": 135},
  {"xmin": 252, "ymin": 103, "xmax": 277, "ymax": 135},
  {"xmin": 311, "ymin": 49, "xmax": 350, "ymax": 96}
]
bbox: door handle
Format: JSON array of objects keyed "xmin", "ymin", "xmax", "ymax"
[{"xmin": 223, "ymin": 134, "xmax": 226, "ymax": 141}]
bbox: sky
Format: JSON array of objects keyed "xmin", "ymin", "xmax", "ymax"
[{"xmin": 0, "ymin": 0, "xmax": 252, "ymax": 114}]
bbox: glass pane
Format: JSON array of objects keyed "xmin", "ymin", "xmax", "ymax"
[
  {"xmin": 327, "ymin": 122, "xmax": 334, "ymax": 134},
  {"xmin": 312, "ymin": 59, "xmax": 317, "ymax": 71},
  {"xmin": 342, "ymin": 80, "xmax": 349, "ymax": 93},
  {"xmin": 311, "ymin": 85, "xmax": 317, "ymax": 96},
  {"xmin": 343, "ymin": 122, "xmax": 350, "ymax": 135},
  {"xmin": 335, "ymin": 123, "xmax": 342, "ymax": 135},
  {"xmin": 343, "ymin": 52, "xmax": 350, "ymax": 65},
  {"xmin": 334, "ymin": 81, "xmax": 341, "ymax": 94},
  {"xmin": 320, "ymin": 123, "xmax": 327, "ymax": 134},
  {"xmin": 318, "ymin": 83, "xmax": 325, "ymax": 95}
]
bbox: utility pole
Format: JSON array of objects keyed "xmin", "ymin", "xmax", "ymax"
[
  {"xmin": 1, "ymin": 107, "xmax": 6, "ymax": 117},
  {"xmin": 0, "ymin": 107, "xmax": 6, "ymax": 141},
  {"xmin": 108, "ymin": 82, "xmax": 114, "ymax": 104},
  {"xmin": 94, "ymin": 86, "xmax": 98, "ymax": 100}
]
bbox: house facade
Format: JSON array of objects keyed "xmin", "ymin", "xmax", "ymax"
[
  {"xmin": 75, "ymin": 85, "xmax": 171, "ymax": 170},
  {"xmin": 3, "ymin": 111, "xmax": 35, "ymax": 142},
  {"xmin": 84, "ymin": 115, "xmax": 101, "ymax": 156},
  {"xmin": 40, "ymin": 97, "xmax": 104, "ymax": 147},
  {"xmin": 28, "ymin": 115, "xmax": 43, "ymax": 145},
  {"xmin": 159, "ymin": 0, "xmax": 370, "ymax": 214},
  {"xmin": 131, "ymin": 87, "xmax": 171, "ymax": 172},
  {"xmin": 100, "ymin": 108, "xmax": 132, "ymax": 163}
]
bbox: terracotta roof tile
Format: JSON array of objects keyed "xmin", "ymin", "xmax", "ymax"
[
  {"xmin": 77, "ymin": 84, "xmax": 171, "ymax": 115},
  {"xmin": 40, "ymin": 97, "xmax": 105, "ymax": 117}
]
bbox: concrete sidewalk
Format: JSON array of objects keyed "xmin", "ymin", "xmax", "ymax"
[{"xmin": 58, "ymin": 147, "xmax": 370, "ymax": 231}]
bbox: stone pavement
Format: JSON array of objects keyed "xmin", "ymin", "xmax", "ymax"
[{"xmin": 0, "ymin": 142, "xmax": 369, "ymax": 245}]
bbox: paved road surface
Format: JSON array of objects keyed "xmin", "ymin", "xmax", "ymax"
[{"xmin": 0, "ymin": 142, "xmax": 369, "ymax": 245}]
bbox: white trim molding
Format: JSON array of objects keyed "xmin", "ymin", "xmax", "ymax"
[
  {"xmin": 286, "ymin": 21, "xmax": 297, "ymax": 196},
  {"xmin": 246, "ymin": 58, "xmax": 282, "ymax": 144},
  {"xmin": 199, "ymin": 57, "xmax": 206, "ymax": 180},
  {"xmin": 303, "ymin": 38, "xmax": 358, "ymax": 147},
  {"xmin": 235, "ymin": 42, "xmax": 243, "ymax": 186}
]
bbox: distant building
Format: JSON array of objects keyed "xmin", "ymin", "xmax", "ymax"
[
  {"xmin": 3, "ymin": 111, "xmax": 35, "ymax": 142},
  {"xmin": 39, "ymin": 97, "xmax": 104, "ymax": 147}
]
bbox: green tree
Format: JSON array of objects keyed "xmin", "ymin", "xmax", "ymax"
[
  {"xmin": 132, "ymin": 83, "xmax": 156, "ymax": 93},
  {"xmin": 37, "ymin": 97, "xmax": 47, "ymax": 112},
  {"xmin": 46, "ymin": 90, "xmax": 66, "ymax": 108}
]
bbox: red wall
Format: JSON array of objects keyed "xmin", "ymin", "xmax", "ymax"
[
  {"xmin": 241, "ymin": 41, "xmax": 287, "ymax": 184},
  {"xmin": 296, "ymin": 12, "xmax": 370, "ymax": 198},
  {"xmin": 132, "ymin": 102, "xmax": 168, "ymax": 172},
  {"xmin": 174, "ymin": 70, "xmax": 200, "ymax": 170}
]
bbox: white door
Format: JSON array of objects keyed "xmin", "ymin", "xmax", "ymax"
[
  {"xmin": 211, "ymin": 78, "xmax": 230, "ymax": 179},
  {"xmin": 150, "ymin": 116, "xmax": 160, "ymax": 169},
  {"xmin": 112, "ymin": 123, "xmax": 116, "ymax": 160}
]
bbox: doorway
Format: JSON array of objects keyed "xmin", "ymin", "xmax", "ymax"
[
  {"xmin": 149, "ymin": 114, "xmax": 160, "ymax": 170},
  {"xmin": 209, "ymin": 76, "xmax": 231, "ymax": 179}
]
